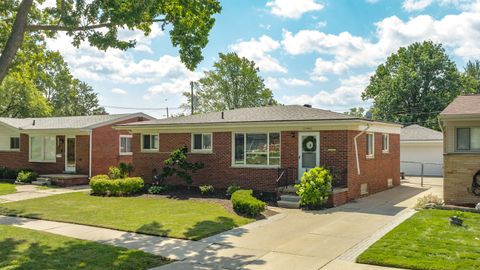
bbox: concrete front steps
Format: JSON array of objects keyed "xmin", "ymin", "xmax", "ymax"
[{"xmin": 277, "ymin": 194, "xmax": 301, "ymax": 209}]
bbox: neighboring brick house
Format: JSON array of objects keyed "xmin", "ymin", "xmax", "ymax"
[
  {"xmin": 117, "ymin": 105, "xmax": 401, "ymax": 203},
  {"xmin": 439, "ymin": 95, "xmax": 480, "ymax": 205},
  {"xmin": 0, "ymin": 113, "xmax": 153, "ymax": 185}
]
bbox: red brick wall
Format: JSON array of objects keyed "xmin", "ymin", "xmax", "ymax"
[
  {"xmin": 131, "ymin": 129, "xmax": 400, "ymax": 197},
  {"xmin": 91, "ymin": 117, "xmax": 148, "ymax": 176},
  {"xmin": 346, "ymin": 131, "xmax": 400, "ymax": 200}
]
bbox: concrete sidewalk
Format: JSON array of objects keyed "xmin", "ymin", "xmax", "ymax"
[{"xmin": 0, "ymin": 184, "xmax": 89, "ymax": 203}]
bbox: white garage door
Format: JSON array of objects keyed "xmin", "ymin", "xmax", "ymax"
[{"xmin": 400, "ymin": 142, "xmax": 443, "ymax": 176}]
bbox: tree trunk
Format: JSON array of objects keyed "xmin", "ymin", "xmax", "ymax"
[{"xmin": 0, "ymin": 0, "xmax": 33, "ymax": 86}]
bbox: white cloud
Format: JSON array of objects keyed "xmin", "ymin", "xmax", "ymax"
[
  {"xmin": 282, "ymin": 74, "xmax": 371, "ymax": 111},
  {"xmin": 230, "ymin": 35, "xmax": 287, "ymax": 73},
  {"xmin": 47, "ymin": 33, "xmax": 196, "ymax": 85},
  {"xmin": 117, "ymin": 24, "xmax": 164, "ymax": 53},
  {"xmin": 403, "ymin": 0, "xmax": 433, "ymax": 11},
  {"xmin": 265, "ymin": 77, "xmax": 311, "ymax": 90},
  {"xmin": 112, "ymin": 88, "xmax": 128, "ymax": 95},
  {"xmin": 282, "ymin": 5, "xmax": 480, "ymax": 76},
  {"xmin": 266, "ymin": 0, "xmax": 324, "ymax": 19},
  {"xmin": 403, "ymin": 0, "xmax": 475, "ymax": 11}
]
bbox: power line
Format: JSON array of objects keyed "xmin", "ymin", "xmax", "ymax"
[{"xmin": 101, "ymin": 105, "xmax": 183, "ymax": 111}]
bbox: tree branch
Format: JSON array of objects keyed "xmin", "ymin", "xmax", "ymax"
[{"xmin": 25, "ymin": 19, "xmax": 167, "ymax": 32}]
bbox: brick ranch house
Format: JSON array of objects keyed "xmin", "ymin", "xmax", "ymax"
[
  {"xmin": 116, "ymin": 105, "xmax": 401, "ymax": 203},
  {"xmin": 0, "ymin": 113, "xmax": 153, "ymax": 185},
  {"xmin": 439, "ymin": 95, "xmax": 480, "ymax": 205}
]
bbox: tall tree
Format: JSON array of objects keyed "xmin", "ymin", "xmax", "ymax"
[
  {"xmin": 362, "ymin": 41, "xmax": 464, "ymax": 130},
  {"xmin": 183, "ymin": 52, "xmax": 277, "ymax": 113},
  {"xmin": 0, "ymin": 0, "xmax": 222, "ymax": 84},
  {"xmin": 461, "ymin": 60, "xmax": 480, "ymax": 94},
  {"xmin": 344, "ymin": 107, "xmax": 366, "ymax": 118}
]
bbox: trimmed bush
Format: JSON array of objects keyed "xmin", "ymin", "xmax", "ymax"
[
  {"xmin": 90, "ymin": 177, "xmax": 144, "ymax": 196},
  {"xmin": 295, "ymin": 167, "xmax": 332, "ymax": 209},
  {"xmin": 231, "ymin": 190, "xmax": 266, "ymax": 217},
  {"xmin": 16, "ymin": 170, "xmax": 38, "ymax": 184},
  {"xmin": 226, "ymin": 185, "xmax": 241, "ymax": 197},
  {"xmin": 0, "ymin": 167, "xmax": 19, "ymax": 181},
  {"xmin": 148, "ymin": 184, "xmax": 175, "ymax": 194},
  {"xmin": 199, "ymin": 185, "xmax": 214, "ymax": 195}
]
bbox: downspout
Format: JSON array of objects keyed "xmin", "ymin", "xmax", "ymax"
[
  {"xmin": 354, "ymin": 124, "xmax": 371, "ymax": 175},
  {"xmin": 437, "ymin": 116, "xmax": 445, "ymax": 154},
  {"xmin": 89, "ymin": 129, "xmax": 92, "ymax": 178}
]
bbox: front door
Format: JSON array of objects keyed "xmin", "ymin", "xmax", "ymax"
[
  {"xmin": 298, "ymin": 132, "xmax": 320, "ymax": 180},
  {"xmin": 65, "ymin": 137, "xmax": 76, "ymax": 173}
]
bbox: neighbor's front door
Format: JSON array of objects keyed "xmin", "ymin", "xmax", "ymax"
[
  {"xmin": 65, "ymin": 137, "xmax": 76, "ymax": 173},
  {"xmin": 298, "ymin": 132, "xmax": 320, "ymax": 181}
]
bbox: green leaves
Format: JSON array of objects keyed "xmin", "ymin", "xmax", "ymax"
[
  {"xmin": 362, "ymin": 41, "xmax": 463, "ymax": 130},
  {"xmin": 184, "ymin": 52, "xmax": 277, "ymax": 113},
  {"xmin": 295, "ymin": 167, "xmax": 333, "ymax": 209}
]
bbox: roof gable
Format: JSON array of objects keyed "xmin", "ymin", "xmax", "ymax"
[{"xmin": 440, "ymin": 95, "xmax": 480, "ymax": 117}]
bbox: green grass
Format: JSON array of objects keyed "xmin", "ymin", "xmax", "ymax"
[
  {"xmin": 0, "ymin": 225, "xmax": 168, "ymax": 270},
  {"xmin": 357, "ymin": 209, "xmax": 480, "ymax": 270},
  {"xmin": 0, "ymin": 192, "xmax": 253, "ymax": 240},
  {"xmin": 0, "ymin": 183, "xmax": 16, "ymax": 195}
]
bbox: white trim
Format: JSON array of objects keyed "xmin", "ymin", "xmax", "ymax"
[
  {"xmin": 141, "ymin": 133, "xmax": 159, "ymax": 152},
  {"xmin": 119, "ymin": 134, "xmax": 133, "ymax": 156},
  {"xmin": 366, "ymin": 132, "xmax": 375, "ymax": 159},
  {"xmin": 231, "ymin": 131, "xmax": 281, "ymax": 168},
  {"xmin": 85, "ymin": 113, "xmax": 155, "ymax": 129},
  {"xmin": 382, "ymin": 133, "xmax": 389, "ymax": 154},
  {"xmin": 191, "ymin": 133, "xmax": 213, "ymax": 154},
  {"xmin": 298, "ymin": 132, "xmax": 320, "ymax": 180}
]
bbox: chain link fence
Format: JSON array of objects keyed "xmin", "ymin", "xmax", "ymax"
[{"xmin": 401, "ymin": 161, "xmax": 443, "ymax": 187}]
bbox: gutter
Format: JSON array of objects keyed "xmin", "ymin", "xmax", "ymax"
[{"xmin": 354, "ymin": 124, "xmax": 371, "ymax": 175}]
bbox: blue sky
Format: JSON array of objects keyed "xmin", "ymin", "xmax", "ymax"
[{"xmin": 46, "ymin": 0, "xmax": 480, "ymax": 118}]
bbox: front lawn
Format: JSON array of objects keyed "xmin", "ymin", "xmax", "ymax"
[
  {"xmin": 0, "ymin": 183, "xmax": 16, "ymax": 195},
  {"xmin": 357, "ymin": 209, "xmax": 480, "ymax": 270},
  {"xmin": 0, "ymin": 192, "xmax": 253, "ymax": 240},
  {"xmin": 0, "ymin": 225, "xmax": 168, "ymax": 269}
]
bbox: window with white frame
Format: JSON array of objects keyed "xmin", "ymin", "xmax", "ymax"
[
  {"xmin": 30, "ymin": 136, "xmax": 56, "ymax": 162},
  {"xmin": 10, "ymin": 137, "xmax": 20, "ymax": 150},
  {"xmin": 192, "ymin": 133, "xmax": 212, "ymax": 152},
  {"xmin": 142, "ymin": 134, "xmax": 159, "ymax": 151},
  {"xmin": 119, "ymin": 135, "xmax": 132, "ymax": 155},
  {"xmin": 382, "ymin": 134, "xmax": 389, "ymax": 153},
  {"xmin": 456, "ymin": 127, "xmax": 480, "ymax": 151},
  {"xmin": 234, "ymin": 132, "xmax": 280, "ymax": 166},
  {"xmin": 366, "ymin": 133, "xmax": 374, "ymax": 157}
]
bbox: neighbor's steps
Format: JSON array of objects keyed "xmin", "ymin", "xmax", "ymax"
[
  {"xmin": 277, "ymin": 194, "xmax": 301, "ymax": 209},
  {"xmin": 32, "ymin": 177, "xmax": 51, "ymax": 186}
]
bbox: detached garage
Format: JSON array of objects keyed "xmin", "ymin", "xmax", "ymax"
[{"xmin": 400, "ymin": 124, "xmax": 443, "ymax": 176}]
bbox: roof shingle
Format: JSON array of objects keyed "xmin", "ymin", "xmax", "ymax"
[
  {"xmin": 400, "ymin": 124, "xmax": 443, "ymax": 141},
  {"xmin": 120, "ymin": 105, "xmax": 359, "ymax": 127},
  {"xmin": 440, "ymin": 95, "xmax": 480, "ymax": 116},
  {"xmin": 0, "ymin": 113, "xmax": 149, "ymax": 130}
]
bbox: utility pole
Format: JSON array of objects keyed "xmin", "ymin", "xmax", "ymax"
[
  {"xmin": 190, "ymin": 81, "xmax": 194, "ymax": 115},
  {"xmin": 166, "ymin": 107, "xmax": 169, "ymax": 118}
]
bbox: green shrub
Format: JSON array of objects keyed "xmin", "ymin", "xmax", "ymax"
[
  {"xmin": 226, "ymin": 185, "xmax": 241, "ymax": 197},
  {"xmin": 16, "ymin": 170, "xmax": 38, "ymax": 183},
  {"xmin": 199, "ymin": 185, "xmax": 214, "ymax": 195},
  {"xmin": 107, "ymin": 166, "xmax": 123, "ymax": 179},
  {"xmin": 295, "ymin": 167, "xmax": 332, "ymax": 209},
  {"xmin": 231, "ymin": 189, "xmax": 266, "ymax": 217},
  {"xmin": 90, "ymin": 177, "xmax": 144, "ymax": 196},
  {"xmin": 0, "ymin": 167, "xmax": 19, "ymax": 180},
  {"xmin": 148, "ymin": 184, "xmax": 174, "ymax": 194},
  {"xmin": 118, "ymin": 162, "xmax": 134, "ymax": 178}
]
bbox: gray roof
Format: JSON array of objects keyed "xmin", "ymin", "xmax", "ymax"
[
  {"xmin": 0, "ymin": 113, "xmax": 152, "ymax": 130},
  {"xmin": 119, "ymin": 105, "xmax": 360, "ymax": 127},
  {"xmin": 440, "ymin": 95, "xmax": 480, "ymax": 116},
  {"xmin": 400, "ymin": 124, "xmax": 443, "ymax": 141}
]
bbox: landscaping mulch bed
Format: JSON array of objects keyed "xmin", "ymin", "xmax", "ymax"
[{"xmin": 143, "ymin": 187, "xmax": 278, "ymax": 219}]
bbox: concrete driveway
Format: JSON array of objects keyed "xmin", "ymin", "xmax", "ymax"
[{"xmin": 159, "ymin": 178, "xmax": 443, "ymax": 270}]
